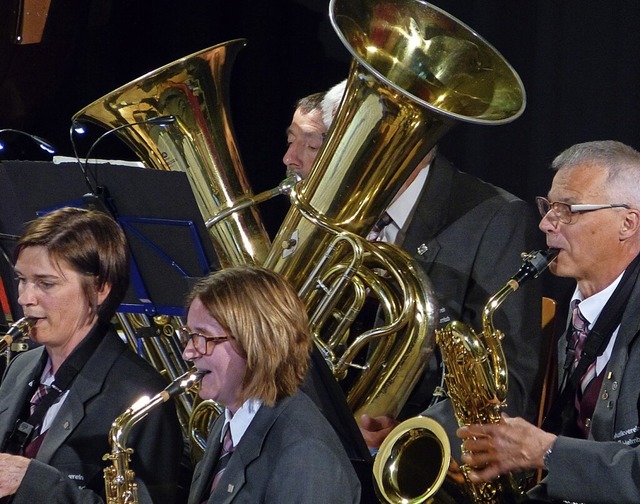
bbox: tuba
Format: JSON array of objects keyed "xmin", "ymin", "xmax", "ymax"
[
  {"xmin": 263, "ymin": 0, "xmax": 526, "ymax": 420},
  {"xmin": 72, "ymin": 39, "xmax": 271, "ymax": 269},
  {"xmin": 71, "ymin": 40, "xmax": 275, "ymax": 453},
  {"xmin": 373, "ymin": 249, "xmax": 559, "ymax": 504}
]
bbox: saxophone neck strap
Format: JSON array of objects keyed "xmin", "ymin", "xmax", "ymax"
[
  {"xmin": 567, "ymin": 252, "xmax": 640, "ymax": 389},
  {"xmin": 546, "ymin": 252, "xmax": 640, "ymax": 435}
]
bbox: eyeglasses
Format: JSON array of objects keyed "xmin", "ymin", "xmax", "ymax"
[
  {"xmin": 176, "ymin": 327, "xmax": 229, "ymax": 356},
  {"xmin": 536, "ymin": 196, "xmax": 630, "ymax": 224}
]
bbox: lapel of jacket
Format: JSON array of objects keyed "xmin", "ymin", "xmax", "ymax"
[
  {"xmin": 189, "ymin": 418, "xmax": 224, "ymax": 504},
  {"xmin": 0, "ymin": 348, "xmax": 46, "ymax": 439},
  {"xmin": 590, "ymin": 277, "xmax": 640, "ymax": 440},
  {"xmin": 402, "ymin": 154, "xmax": 456, "ymax": 268},
  {"xmin": 36, "ymin": 330, "xmax": 126, "ymax": 463},
  {"xmin": 211, "ymin": 395, "xmax": 293, "ymax": 504}
]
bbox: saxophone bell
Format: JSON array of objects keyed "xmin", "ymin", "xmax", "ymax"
[{"xmin": 374, "ymin": 249, "xmax": 556, "ymax": 503}]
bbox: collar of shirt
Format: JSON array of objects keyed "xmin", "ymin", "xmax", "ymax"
[
  {"xmin": 386, "ymin": 164, "xmax": 430, "ymax": 231},
  {"xmin": 571, "ymin": 270, "xmax": 624, "ymax": 374},
  {"xmin": 221, "ymin": 398, "xmax": 262, "ymax": 446},
  {"xmin": 380, "ymin": 164, "xmax": 430, "ymax": 245}
]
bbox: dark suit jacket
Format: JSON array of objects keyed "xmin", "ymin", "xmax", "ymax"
[
  {"xmin": 403, "ymin": 155, "xmax": 544, "ymax": 447},
  {"xmin": 0, "ymin": 327, "xmax": 183, "ymax": 504},
  {"xmin": 188, "ymin": 390, "xmax": 361, "ymax": 504},
  {"xmin": 528, "ymin": 274, "xmax": 640, "ymax": 503}
]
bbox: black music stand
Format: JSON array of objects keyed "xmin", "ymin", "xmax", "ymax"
[{"xmin": 0, "ymin": 160, "xmax": 220, "ymax": 318}]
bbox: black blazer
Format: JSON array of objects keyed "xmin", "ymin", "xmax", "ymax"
[{"xmin": 0, "ymin": 327, "xmax": 183, "ymax": 504}]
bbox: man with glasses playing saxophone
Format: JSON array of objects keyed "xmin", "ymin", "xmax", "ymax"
[{"xmin": 458, "ymin": 140, "xmax": 640, "ymax": 503}]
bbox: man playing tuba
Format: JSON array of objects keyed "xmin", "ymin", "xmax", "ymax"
[{"xmin": 284, "ymin": 80, "xmax": 545, "ymax": 464}]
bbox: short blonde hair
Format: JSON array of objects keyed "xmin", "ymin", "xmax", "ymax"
[{"xmin": 187, "ymin": 266, "xmax": 311, "ymax": 406}]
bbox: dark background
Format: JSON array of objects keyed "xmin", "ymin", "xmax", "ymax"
[{"xmin": 2, "ymin": 0, "xmax": 640, "ymax": 304}]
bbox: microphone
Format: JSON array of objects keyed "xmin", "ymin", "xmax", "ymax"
[
  {"xmin": 0, "ymin": 129, "xmax": 56, "ymax": 155},
  {"xmin": 69, "ymin": 114, "xmax": 176, "ymax": 203}
]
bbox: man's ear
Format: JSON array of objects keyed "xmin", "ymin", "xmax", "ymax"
[{"xmin": 620, "ymin": 209, "xmax": 640, "ymax": 240}]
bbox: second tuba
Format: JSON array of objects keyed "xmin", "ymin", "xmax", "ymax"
[
  {"xmin": 264, "ymin": 0, "xmax": 526, "ymax": 420},
  {"xmin": 72, "ymin": 39, "xmax": 271, "ymax": 269},
  {"xmin": 71, "ymin": 40, "xmax": 269, "ymax": 456}
]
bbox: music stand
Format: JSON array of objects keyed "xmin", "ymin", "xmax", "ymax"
[{"xmin": 0, "ymin": 160, "xmax": 220, "ymax": 318}]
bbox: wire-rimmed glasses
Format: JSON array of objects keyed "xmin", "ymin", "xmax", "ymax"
[{"xmin": 535, "ymin": 196, "xmax": 629, "ymax": 224}]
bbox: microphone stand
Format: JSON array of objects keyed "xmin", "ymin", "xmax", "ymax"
[{"xmin": 69, "ymin": 115, "xmax": 176, "ymax": 216}]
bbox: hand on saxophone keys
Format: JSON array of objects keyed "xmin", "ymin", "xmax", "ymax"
[{"xmin": 456, "ymin": 413, "xmax": 557, "ymax": 483}]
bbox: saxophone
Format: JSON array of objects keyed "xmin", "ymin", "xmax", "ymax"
[
  {"xmin": 373, "ymin": 249, "xmax": 558, "ymax": 504},
  {"xmin": 0, "ymin": 316, "xmax": 36, "ymax": 354},
  {"xmin": 103, "ymin": 369, "xmax": 207, "ymax": 504},
  {"xmin": 437, "ymin": 248, "xmax": 559, "ymax": 503}
]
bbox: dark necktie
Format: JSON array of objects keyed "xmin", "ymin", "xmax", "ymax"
[
  {"xmin": 569, "ymin": 301, "xmax": 588, "ymax": 370},
  {"xmin": 202, "ymin": 426, "xmax": 234, "ymax": 502},
  {"xmin": 367, "ymin": 212, "xmax": 392, "ymax": 242},
  {"xmin": 23, "ymin": 382, "xmax": 52, "ymax": 458},
  {"xmin": 569, "ymin": 301, "xmax": 600, "ymax": 437}
]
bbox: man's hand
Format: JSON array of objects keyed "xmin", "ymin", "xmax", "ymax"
[
  {"xmin": 456, "ymin": 414, "xmax": 557, "ymax": 483},
  {"xmin": 359, "ymin": 414, "xmax": 399, "ymax": 449},
  {"xmin": 0, "ymin": 453, "xmax": 30, "ymax": 497}
]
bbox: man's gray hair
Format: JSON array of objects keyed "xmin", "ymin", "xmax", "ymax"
[
  {"xmin": 321, "ymin": 79, "xmax": 347, "ymax": 130},
  {"xmin": 552, "ymin": 140, "xmax": 640, "ymax": 207}
]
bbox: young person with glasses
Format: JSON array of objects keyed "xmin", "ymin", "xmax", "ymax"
[{"xmin": 181, "ymin": 266, "xmax": 360, "ymax": 504}]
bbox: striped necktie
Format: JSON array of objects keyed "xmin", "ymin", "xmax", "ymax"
[
  {"xmin": 202, "ymin": 426, "xmax": 234, "ymax": 502},
  {"xmin": 569, "ymin": 300, "xmax": 597, "ymax": 393},
  {"xmin": 23, "ymin": 382, "xmax": 51, "ymax": 458},
  {"xmin": 570, "ymin": 300, "xmax": 601, "ymax": 437},
  {"xmin": 30, "ymin": 383, "xmax": 50, "ymax": 415}
]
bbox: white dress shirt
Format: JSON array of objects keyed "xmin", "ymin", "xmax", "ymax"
[
  {"xmin": 571, "ymin": 271, "xmax": 624, "ymax": 376},
  {"xmin": 379, "ymin": 164, "xmax": 430, "ymax": 245},
  {"xmin": 220, "ymin": 398, "xmax": 262, "ymax": 446}
]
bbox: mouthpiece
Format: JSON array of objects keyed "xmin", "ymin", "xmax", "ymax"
[
  {"xmin": 5, "ymin": 316, "xmax": 37, "ymax": 338},
  {"xmin": 0, "ymin": 317, "xmax": 37, "ymax": 354},
  {"xmin": 162, "ymin": 369, "xmax": 209, "ymax": 400},
  {"xmin": 511, "ymin": 248, "xmax": 559, "ymax": 285}
]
